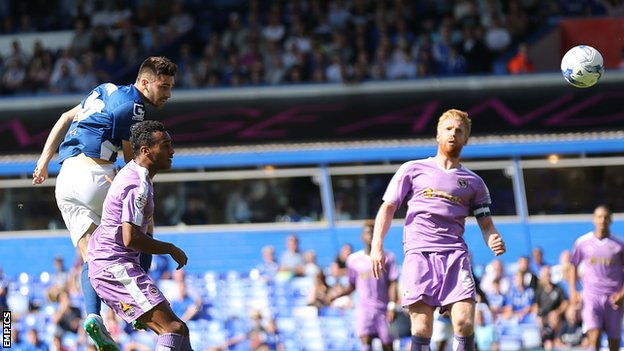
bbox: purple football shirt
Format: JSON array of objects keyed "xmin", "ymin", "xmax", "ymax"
[
  {"xmin": 347, "ymin": 250, "xmax": 399, "ymax": 310},
  {"xmin": 383, "ymin": 158, "xmax": 491, "ymax": 253},
  {"xmin": 570, "ymin": 232, "xmax": 624, "ymax": 295},
  {"xmin": 88, "ymin": 161, "xmax": 154, "ymax": 275}
]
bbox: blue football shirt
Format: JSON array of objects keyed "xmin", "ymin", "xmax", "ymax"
[{"xmin": 58, "ymin": 83, "xmax": 145, "ymax": 163}]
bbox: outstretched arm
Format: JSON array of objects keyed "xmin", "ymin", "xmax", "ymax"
[
  {"xmin": 371, "ymin": 201, "xmax": 397, "ymax": 279},
  {"xmin": 477, "ymin": 215, "xmax": 506, "ymax": 256},
  {"xmin": 32, "ymin": 104, "xmax": 81, "ymax": 185}
]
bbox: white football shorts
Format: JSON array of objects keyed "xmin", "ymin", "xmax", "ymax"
[{"xmin": 55, "ymin": 156, "xmax": 116, "ymax": 246}]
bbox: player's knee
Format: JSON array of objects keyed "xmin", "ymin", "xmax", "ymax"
[
  {"xmin": 165, "ymin": 319, "xmax": 188, "ymax": 336},
  {"xmin": 453, "ymin": 317, "xmax": 474, "ymax": 335}
]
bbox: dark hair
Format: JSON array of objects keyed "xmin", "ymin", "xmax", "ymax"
[
  {"xmin": 136, "ymin": 56, "xmax": 177, "ymax": 80},
  {"xmin": 130, "ymin": 120, "xmax": 167, "ymax": 156}
]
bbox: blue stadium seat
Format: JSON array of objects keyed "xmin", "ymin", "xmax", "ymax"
[
  {"xmin": 520, "ymin": 323, "xmax": 541, "ymax": 349},
  {"xmin": 498, "ymin": 335, "xmax": 523, "ymax": 351},
  {"xmin": 275, "ymin": 317, "xmax": 297, "ymax": 336}
]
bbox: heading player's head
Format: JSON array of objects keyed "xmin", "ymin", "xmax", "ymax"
[
  {"xmin": 436, "ymin": 109, "xmax": 471, "ymax": 158},
  {"xmin": 131, "ymin": 120, "xmax": 175, "ymax": 172},
  {"xmin": 592, "ymin": 204, "xmax": 612, "ymax": 238},
  {"xmin": 135, "ymin": 56, "xmax": 177, "ymax": 108}
]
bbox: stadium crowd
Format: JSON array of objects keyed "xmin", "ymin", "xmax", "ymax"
[
  {"xmin": 1, "ymin": 0, "xmax": 623, "ymax": 95},
  {"xmin": 2, "ymin": 1, "xmax": 624, "ymax": 351},
  {"xmin": 1, "ymin": 234, "xmax": 598, "ymax": 351}
]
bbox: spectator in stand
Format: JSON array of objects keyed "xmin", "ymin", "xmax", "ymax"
[
  {"xmin": 308, "ymin": 269, "xmax": 331, "ymax": 308},
  {"xmin": 541, "ymin": 308, "xmax": 562, "ymax": 351},
  {"xmin": 555, "ymin": 304, "xmax": 588, "ymax": 349},
  {"xmin": 263, "ymin": 318, "xmax": 285, "ymax": 351},
  {"xmin": 170, "ymin": 270, "xmax": 203, "ymax": 322},
  {"xmin": 474, "ymin": 307, "xmax": 498, "ymax": 351},
  {"xmin": 329, "ymin": 243, "xmax": 353, "ymax": 280},
  {"xmin": 480, "ymin": 258, "xmax": 511, "ymax": 296},
  {"xmin": 531, "ymin": 246, "xmax": 547, "ymax": 274},
  {"xmin": 486, "ymin": 277, "xmax": 507, "ymax": 319},
  {"xmin": 51, "ymin": 289, "xmax": 83, "ymax": 334},
  {"xmin": 48, "ymin": 48, "xmax": 78, "ymax": 89},
  {"xmin": 278, "ymin": 234, "xmax": 305, "ymax": 278},
  {"xmin": 73, "ymin": 56, "xmax": 98, "ymax": 93},
  {"xmin": 51, "ymin": 333, "xmax": 69, "ymax": 351},
  {"xmin": 552, "ymin": 249, "xmax": 582, "ymax": 297},
  {"xmin": 507, "ymin": 42, "xmax": 535, "ymax": 74},
  {"xmin": 21, "ymin": 329, "xmax": 49, "ymax": 351},
  {"xmin": 303, "ymin": 250, "xmax": 321, "ymax": 278},
  {"xmin": 94, "ymin": 43, "xmax": 125, "ymax": 83},
  {"xmin": 167, "ymin": 2, "xmax": 194, "ymax": 36},
  {"xmin": 7, "ymin": 40, "xmax": 28, "ymax": 67},
  {"xmin": 46, "ymin": 256, "xmax": 70, "ymax": 302},
  {"xmin": 503, "ymin": 270, "xmax": 535, "ymax": 324},
  {"xmin": 1, "ymin": 59, "xmax": 26, "ymax": 95},
  {"xmin": 70, "ymin": 18, "xmax": 93, "ymax": 58},
  {"xmin": 484, "ymin": 16, "xmax": 511, "ymax": 54},
  {"xmin": 534, "ymin": 265, "xmax": 568, "ymax": 349},
  {"xmin": 256, "ymin": 245, "xmax": 279, "ymax": 281},
  {"xmin": 25, "ymin": 54, "xmax": 52, "ymax": 94},
  {"xmin": 50, "ymin": 63, "xmax": 78, "ymax": 94},
  {"xmin": 221, "ymin": 12, "xmax": 248, "ymax": 54},
  {"xmin": 517, "ymin": 255, "xmax": 538, "ymax": 290},
  {"xmin": 262, "ymin": 9, "xmax": 286, "ymax": 46},
  {"xmin": 505, "ymin": 0, "xmax": 530, "ymax": 43}
]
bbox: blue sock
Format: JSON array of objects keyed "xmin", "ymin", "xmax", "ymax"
[
  {"xmin": 140, "ymin": 233, "xmax": 153, "ymax": 273},
  {"xmin": 156, "ymin": 333, "xmax": 184, "ymax": 351},
  {"xmin": 139, "ymin": 252, "xmax": 152, "ymax": 273},
  {"xmin": 411, "ymin": 336, "xmax": 431, "ymax": 351},
  {"xmin": 81, "ymin": 262, "xmax": 101, "ymax": 315},
  {"xmin": 453, "ymin": 334, "xmax": 474, "ymax": 351}
]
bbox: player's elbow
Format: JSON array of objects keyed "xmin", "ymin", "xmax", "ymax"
[
  {"xmin": 381, "ymin": 201, "xmax": 398, "ymax": 212},
  {"xmin": 122, "ymin": 232, "xmax": 141, "ymax": 248}
]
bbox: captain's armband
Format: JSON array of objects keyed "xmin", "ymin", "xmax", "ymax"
[{"xmin": 472, "ymin": 204, "xmax": 491, "ymax": 219}]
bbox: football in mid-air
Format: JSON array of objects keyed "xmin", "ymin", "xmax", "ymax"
[{"xmin": 560, "ymin": 45, "xmax": 604, "ymax": 88}]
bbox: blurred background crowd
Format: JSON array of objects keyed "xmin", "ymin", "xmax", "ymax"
[
  {"xmin": 1, "ymin": 232, "xmax": 591, "ymax": 351},
  {"xmin": 1, "ymin": 0, "xmax": 624, "ymax": 95}
]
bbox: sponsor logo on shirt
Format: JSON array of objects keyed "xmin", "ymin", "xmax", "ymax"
[
  {"xmin": 421, "ymin": 188, "xmax": 462, "ymax": 204},
  {"xmin": 132, "ymin": 103, "xmax": 145, "ymax": 121}
]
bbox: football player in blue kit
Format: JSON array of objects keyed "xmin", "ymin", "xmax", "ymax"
[{"xmin": 32, "ymin": 56, "xmax": 177, "ymax": 351}]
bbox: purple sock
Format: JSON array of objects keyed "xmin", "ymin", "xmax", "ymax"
[
  {"xmin": 156, "ymin": 333, "xmax": 184, "ymax": 351},
  {"xmin": 453, "ymin": 334, "xmax": 474, "ymax": 351},
  {"xmin": 411, "ymin": 336, "xmax": 431, "ymax": 351},
  {"xmin": 361, "ymin": 344, "xmax": 372, "ymax": 351}
]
